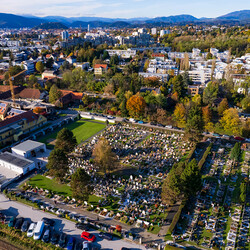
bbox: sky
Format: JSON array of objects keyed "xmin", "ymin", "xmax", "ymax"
[{"xmin": 0, "ymin": 0, "xmax": 249, "ymax": 18}]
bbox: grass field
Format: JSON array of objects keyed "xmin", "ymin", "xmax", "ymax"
[
  {"xmin": 26, "ymin": 174, "xmax": 100, "ymax": 204},
  {"xmin": 39, "ymin": 119, "xmax": 106, "ymax": 146}
]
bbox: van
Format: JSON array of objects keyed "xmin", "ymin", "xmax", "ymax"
[
  {"xmin": 33, "ymin": 221, "xmax": 45, "ymax": 240},
  {"xmin": 27, "ymin": 223, "xmax": 36, "ymax": 237}
]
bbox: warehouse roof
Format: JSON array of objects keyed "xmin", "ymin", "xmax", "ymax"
[
  {"xmin": 0, "ymin": 152, "xmax": 33, "ymax": 169},
  {"xmin": 12, "ymin": 140, "xmax": 45, "ymax": 153}
]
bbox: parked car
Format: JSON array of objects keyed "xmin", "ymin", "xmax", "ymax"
[
  {"xmin": 0, "ymin": 212, "xmax": 6, "ymax": 222},
  {"xmin": 21, "ymin": 220, "xmax": 30, "ymax": 232},
  {"xmin": 165, "ymin": 125, "xmax": 173, "ymax": 129},
  {"xmin": 98, "ymin": 232, "xmax": 113, "ymax": 240},
  {"xmin": 58, "ymin": 232, "xmax": 67, "ymax": 248},
  {"xmin": 33, "ymin": 221, "xmax": 45, "ymax": 240},
  {"xmin": 8, "ymin": 216, "xmax": 16, "ymax": 227},
  {"xmin": 75, "ymin": 223, "xmax": 90, "ymax": 231},
  {"xmin": 234, "ymin": 136, "xmax": 245, "ymax": 141},
  {"xmin": 81, "ymin": 231, "xmax": 96, "ymax": 242},
  {"xmin": 121, "ymin": 248, "xmax": 131, "ymax": 250},
  {"xmin": 42, "ymin": 217, "xmax": 55, "ymax": 226},
  {"xmin": 42, "ymin": 228, "xmax": 51, "ymax": 243},
  {"xmin": 74, "ymin": 241, "xmax": 83, "ymax": 250},
  {"xmin": 82, "ymin": 241, "xmax": 91, "ymax": 250},
  {"xmin": 157, "ymin": 123, "xmax": 164, "ymax": 127},
  {"xmin": 138, "ymin": 120, "xmax": 144, "ymax": 124},
  {"xmin": 51, "ymin": 231, "xmax": 59, "ymax": 245},
  {"xmin": 27, "ymin": 223, "xmax": 36, "ymax": 237},
  {"xmin": 67, "ymin": 236, "xmax": 75, "ymax": 250},
  {"xmin": 14, "ymin": 217, "xmax": 24, "ymax": 229}
]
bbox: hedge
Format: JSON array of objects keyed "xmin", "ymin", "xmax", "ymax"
[
  {"xmin": 198, "ymin": 143, "xmax": 213, "ymax": 170},
  {"xmin": 168, "ymin": 201, "xmax": 186, "ymax": 234}
]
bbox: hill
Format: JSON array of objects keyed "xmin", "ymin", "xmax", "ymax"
[
  {"xmin": 0, "ymin": 13, "xmax": 43, "ymax": 28},
  {"xmin": 217, "ymin": 10, "xmax": 250, "ymax": 21},
  {"xmin": 34, "ymin": 22, "xmax": 68, "ymax": 30},
  {"xmin": 147, "ymin": 15, "xmax": 198, "ymax": 23}
]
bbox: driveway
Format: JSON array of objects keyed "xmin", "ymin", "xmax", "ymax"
[{"xmin": 0, "ymin": 194, "xmax": 147, "ymax": 250}]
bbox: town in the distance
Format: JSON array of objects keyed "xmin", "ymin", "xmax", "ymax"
[{"xmin": 0, "ymin": 9, "xmax": 249, "ymax": 250}]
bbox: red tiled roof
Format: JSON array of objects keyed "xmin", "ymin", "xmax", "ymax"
[
  {"xmin": 18, "ymin": 88, "xmax": 41, "ymax": 99},
  {"xmin": 152, "ymin": 53, "xmax": 165, "ymax": 57},
  {"xmin": 94, "ymin": 64, "xmax": 108, "ymax": 69},
  {"xmin": 0, "ymin": 110, "xmax": 41, "ymax": 128},
  {"xmin": 60, "ymin": 90, "xmax": 83, "ymax": 100}
]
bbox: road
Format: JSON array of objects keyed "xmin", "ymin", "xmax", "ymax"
[{"xmin": 0, "ymin": 194, "xmax": 147, "ymax": 250}]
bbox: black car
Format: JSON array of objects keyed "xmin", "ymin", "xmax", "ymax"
[
  {"xmin": 42, "ymin": 217, "xmax": 55, "ymax": 226},
  {"xmin": 14, "ymin": 217, "xmax": 24, "ymax": 229},
  {"xmin": 98, "ymin": 232, "xmax": 113, "ymax": 240},
  {"xmin": 42, "ymin": 228, "xmax": 51, "ymax": 243},
  {"xmin": 73, "ymin": 241, "xmax": 83, "ymax": 250},
  {"xmin": 21, "ymin": 220, "xmax": 30, "ymax": 232},
  {"xmin": 121, "ymin": 248, "xmax": 131, "ymax": 250},
  {"xmin": 150, "ymin": 122, "xmax": 156, "ymax": 126},
  {"xmin": 75, "ymin": 223, "xmax": 90, "ymax": 231},
  {"xmin": 51, "ymin": 231, "xmax": 59, "ymax": 245},
  {"xmin": 58, "ymin": 232, "xmax": 67, "ymax": 248}
]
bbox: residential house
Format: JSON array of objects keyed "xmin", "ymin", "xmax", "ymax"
[
  {"xmin": 94, "ymin": 64, "xmax": 108, "ymax": 75},
  {"xmin": 56, "ymin": 90, "xmax": 83, "ymax": 107}
]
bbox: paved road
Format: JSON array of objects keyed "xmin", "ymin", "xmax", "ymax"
[{"xmin": 0, "ymin": 194, "xmax": 147, "ymax": 250}]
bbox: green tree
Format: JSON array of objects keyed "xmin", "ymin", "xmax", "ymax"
[
  {"xmin": 35, "ymin": 61, "xmax": 44, "ymax": 73},
  {"xmin": 185, "ymin": 103, "xmax": 204, "ymax": 142},
  {"xmin": 55, "ymin": 128, "xmax": 77, "ymax": 154},
  {"xmin": 202, "ymin": 82, "xmax": 219, "ymax": 105},
  {"xmin": 180, "ymin": 159, "xmax": 202, "ymax": 197},
  {"xmin": 47, "ymin": 149, "xmax": 68, "ymax": 182},
  {"xmin": 49, "ymin": 84, "xmax": 62, "ymax": 103},
  {"xmin": 239, "ymin": 182, "xmax": 246, "ymax": 204},
  {"xmin": 71, "ymin": 168, "xmax": 92, "ymax": 202},
  {"xmin": 110, "ymin": 54, "xmax": 119, "ymax": 65},
  {"xmin": 169, "ymin": 75, "xmax": 187, "ymax": 99},
  {"xmin": 230, "ymin": 142, "xmax": 241, "ymax": 163}
]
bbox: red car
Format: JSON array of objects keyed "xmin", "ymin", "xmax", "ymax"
[
  {"xmin": 81, "ymin": 232, "xmax": 96, "ymax": 242},
  {"xmin": 234, "ymin": 136, "xmax": 245, "ymax": 141}
]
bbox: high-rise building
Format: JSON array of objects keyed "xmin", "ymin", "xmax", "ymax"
[
  {"xmin": 160, "ymin": 30, "xmax": 170, "ymax": 37},
  {"xmin": 61, "ymin": 30, "xmax": 69, "ymax": 41},
  {"xmin": 151, "ymin": 28, "xmax": 157, "ymax": 35}
]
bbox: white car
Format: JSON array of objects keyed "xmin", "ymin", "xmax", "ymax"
[
  {"xmin": 83, "ymin": 241, "xmax": 91, "ymax": 250},
  {"xmin": 27, "ymin": 223, "xmax": 36, "ymax": 237}
]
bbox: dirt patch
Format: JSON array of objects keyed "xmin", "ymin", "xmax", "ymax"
[
  {"xmin": 0, "ymin": 238, "xmax": 22, "ymax": 250},
  {"xmin": 47, "ymin": 138, "xmax": 57, "ymax": 145}
]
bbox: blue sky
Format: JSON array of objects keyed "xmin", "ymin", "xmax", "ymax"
[{"xmin": 2, "ymin": 0, "xmax": 249, "ymax": 18}]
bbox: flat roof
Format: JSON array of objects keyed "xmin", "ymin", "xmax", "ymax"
[
  {"xmin": 0, "ymin": 152, "xmax": 33, "ymax": 169},
  {"xmin": 12, "ymin": 140, "xmax": 45, "ymax": 153}
]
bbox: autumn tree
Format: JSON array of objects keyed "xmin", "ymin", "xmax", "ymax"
[
  {"xmin": 33, "ymin": 107, "xmax": 44, "ymax": 114},
  {"xmin": 218, "ymin": 98, "xmax": 229, "ymax": 116},
  {"xmin": 47, "ymin": 149, "xmax": 68, "ymax": 182},
  {"xmin": 49, "ymin": 84, "xmax": 62, "ymax": 103},
  {"xmin": 173, "ymin": 103, "xmax": 186, "ymax": 127},
  {"xmin": 202, "ymin": 105, "xmax": 212, "ymax": 125},
  {"xmin": 35, "ymin": 61, "xmax": 44, "ymax": 73},
  {"xmin": 220, "ymin": 108, "xmax": 242, "ymax": 135},
  {"xmin": 71, "ymin": 168, "xmax": 92, "ymax": 202},
  {"xmin": 92, "ymin": 137, "xmax": 117, "ymax": 174},
  {"xmin": 55, "ymin": 128, "xmax": 77, "ymax": 154},
  {"xmin": 203, "ymin": 82, "xmax": 219, "ymax": 105},
  {"xmin": 126, "ymin": 94, "xmax": 146, "ymax": 118}
]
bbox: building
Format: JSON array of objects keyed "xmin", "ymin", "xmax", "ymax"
[
  {"xmin": 42, "ymin": 70, "xmax": 57, "ymax": 80},
  {"xmin": 17, "ymin": 88, "xmax": 45, "ymax": 100},
  {"xmin": 160, "ymin": 30, "xmax": 170, "ymax": 37},
  {"xmin": 12, "ymin": 140, "xmax": 46, "ymax": 159},
  {"xmin": 151, "ymin": 28, "xmax": 157, "ymax": 35},
  {"xmin": 0, "ymin": 152, "xmax": 35, "ymax": 175},
  {"xmin": 106, "ymin": 49, "xmax": 136, "ymax": 59},
  {"xmin": 94, "ymin": 64, "xmax": 108, "ymax": 75},
  {"xmin": 61, "ymin": 30, "xmax": 69, "ymax": 41},
  {"xmin": 152, "ymin": 53, "xmax": 165, "ymax": 61},
  {"xmin": 188, "ymin": 85, "xmax": 203, "ymax": 96},
  {"xmin": 56, "ymin": 90, "xmax": 83, "ymax": 107},
  {"xmin": 0, "ymin": 110, "xmax": 47, "ymax": 147}
]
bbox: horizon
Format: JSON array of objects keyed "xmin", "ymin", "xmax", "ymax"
[{"xmin": 1, "ymin": 0, "xmax": 249, "ymax": 19}]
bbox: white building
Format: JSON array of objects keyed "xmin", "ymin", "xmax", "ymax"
[
  {"xmin": 160, "ymin": 30, "xmax": 170, "ymax": 37},
  {"xmin": 12, "ymin": 140, "xmax": 46, "ymax": 159},
  {"xmin": 151, "ymin": 28, "xmax": 157, "ymax": 35},
  {"xmin": 0, "ymin": 152, "xmax": 36, "ymax": 175},
  {"xmin": 106, "ymin": 49, "xmax": 136, "ymax": 59}
]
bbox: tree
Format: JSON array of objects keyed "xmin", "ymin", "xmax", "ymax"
[
  {"xmin": 220, "ymin": 108, "xmax": 242, "ymax": 135},
  {"xmin": 169, "ymin": 75, "xmax": 187, "ymax": 99},
  {"xmin": 155, "ymin": 108, "xmax": 167, "ymax": 124},
  {"xmin": 126, "ymin": 94, "xmax": 146, "ymax": 118},
  {"xmin": 241, "ymin": 96, "xmax": 250, "ymax": 113},
  {"xmin": 218, "ymin": 98, "xmax": 229, "ymax": 116},
  {"xmin": 230, "ymin": 142, "xmax": 241, "ymax": 163},
  {"xmin": 239, "ymin": 182, "xmax": 246, "ymax": 204},
  {"xmin": 33, "ymin": 107, "xmax": 44, "ymax": 114},
  {"xmin": 185, "ymin": 103, "xmax": 204, "ymax": 142},
  {"xmin": 203, "ymin": 82, "xmax": 219, "ymax": 105},
  {"xmin": 71, "ymin": 168, "xmax": 92, "ymax": 202},
  {"xmin": 173, "ymin": 103, "xmax": 186, "ymax": 127},
  {"xmin": 47, "ymin": 149, "xmax": 68, "ymax": 182},
  {"xmin": 180, "ymin": 159, "xmax": 202, "ymax": 197},
  {"xmin": 35, "ymin": 61, "xmax": 44, "ymax": 73},
  {"xmin": 110, "ymin": 54, "xmax": 119, "ymax": 65},
  {"xmin": 49, "ymin": 84, "xmax": 62, "ymax": 103},
  {"xmin": 92, "ymin": 137, "xmax": 117, "ymax": 173},
  {"xmin": 55, "ymin": 128, "xmax": 77, "ymax": 154},
  {"xmin": 202, "ymin": 105, "xmax": 212, "ymax": 125},
  {"xmin": 46, "ymin": 57, "xmax": 54, "ymax": 69}
]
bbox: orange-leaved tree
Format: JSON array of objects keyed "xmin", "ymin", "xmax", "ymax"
[{"xmin": 126, "ymin": 94, "xmax": 146, "ymax": 118}]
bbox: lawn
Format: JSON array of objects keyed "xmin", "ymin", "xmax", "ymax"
[
  {"xmin": 39, "ymin": 119, "xmax": 106, "ymax": 146},
  {"xmin": 27, "ymin": 174, "xmax": 72, "ymax": 197},
  {"xmin": 25, "ymin": 174, "xmax": 100, "ymax": 204}
]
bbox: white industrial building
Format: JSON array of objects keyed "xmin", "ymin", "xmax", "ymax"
[{"xmin": 12, "ymin": 140, "xmax": 46, "ymax": 159}]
